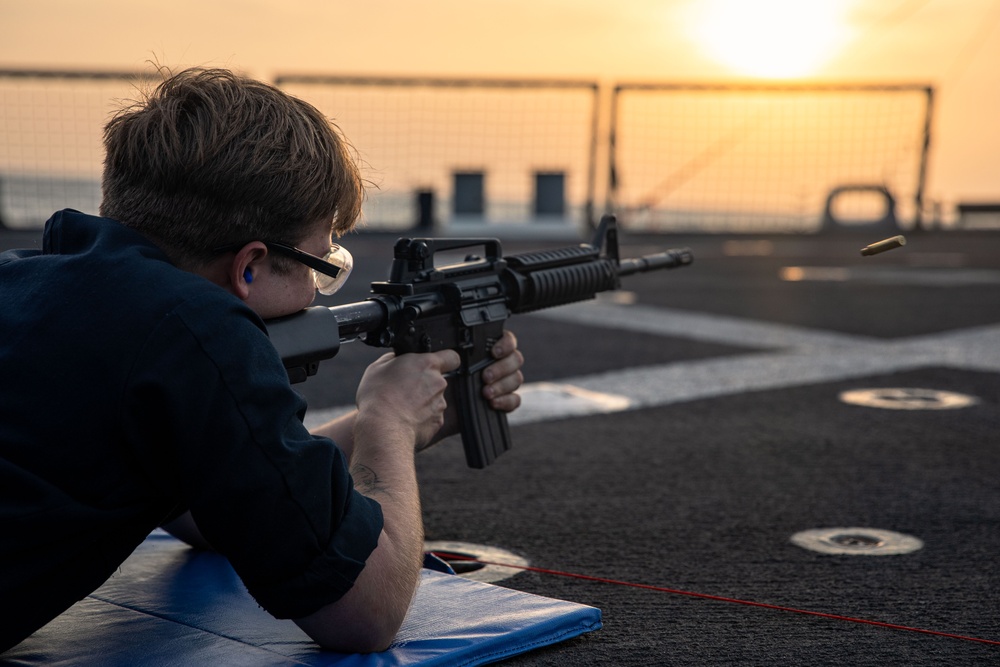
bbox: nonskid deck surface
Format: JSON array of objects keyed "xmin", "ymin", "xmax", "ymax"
[{"xmin": 4, "ymin": 227, "xmax": 999, "ymax": 665}]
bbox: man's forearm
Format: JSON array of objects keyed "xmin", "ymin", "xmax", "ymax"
[
  {"xmin": 294, "ymin": 412, "xmax": 424, "ymax": 652},
  {"xmin": 348, "ymin": 411, "xmax": 424, "ymax": 578}
]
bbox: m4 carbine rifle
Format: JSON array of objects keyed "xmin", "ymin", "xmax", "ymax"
[{"xmin": 266, "ymin": 214, "xmax": 692, "ymax": 468}]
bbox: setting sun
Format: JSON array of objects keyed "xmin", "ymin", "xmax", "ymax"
[{"xmin": 690, "ymin": 0, "xmax": 854, "ymax": 79}]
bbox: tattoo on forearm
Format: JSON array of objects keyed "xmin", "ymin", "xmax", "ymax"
[{"xmin": 351, "ymin": 463, "xmax": 391, "ymax": 498}]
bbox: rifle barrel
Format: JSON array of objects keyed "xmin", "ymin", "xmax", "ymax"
[{"xmin": 618, "ymin": 248, "xmax": 693, "ymax": 276}]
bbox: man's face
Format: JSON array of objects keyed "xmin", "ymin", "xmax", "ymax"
[{"xmin": 244, "ymin": 225, "xmax": 333, "ymax": 320}]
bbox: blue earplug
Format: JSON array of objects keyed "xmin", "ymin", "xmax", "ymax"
[{"xmin": 243, "ymin": 269, "xmax": 253, "ymax": 284}]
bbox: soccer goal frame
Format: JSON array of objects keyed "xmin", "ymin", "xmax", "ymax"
[{"xmin": 606, "ymin": 82, "xmax": 934, "ymax": 233}]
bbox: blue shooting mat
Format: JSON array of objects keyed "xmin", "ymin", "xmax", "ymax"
[{"xmin": 2, "ymin": 531, "xmax": 601, "ymax": 666}]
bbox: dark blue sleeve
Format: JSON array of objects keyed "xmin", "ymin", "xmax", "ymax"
[{"xmin": 121, "ymin": 290, "xmax": 383, "ymax": 619}]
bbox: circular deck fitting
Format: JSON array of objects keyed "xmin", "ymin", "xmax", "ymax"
[
  {"xmin": 839, "ymin": 387, "xmax": 980, "ymax": 410},
  {"xmin": 424, "ymin": 541, "xmax": 529, "ymax": 583},
  {"xmin": 790, "ymin": 527, "xmax": 924, "ymax": 556}
]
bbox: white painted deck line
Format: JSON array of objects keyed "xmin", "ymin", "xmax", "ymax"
[
  {"xmin": 303, "ymin": 304, "xmax": 1000, "ymax": 430},
  {"xmin": 536, "ymin": 301, "xmax": 875, "ymax": 350}
]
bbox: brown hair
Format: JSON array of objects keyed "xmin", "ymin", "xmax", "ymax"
[{"xmin": 100, "ymin": 67, "xmax": 364, "ymax": 266}]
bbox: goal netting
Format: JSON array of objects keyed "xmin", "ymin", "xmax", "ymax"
[
  {"xmin": 607, "ymin": 83, "xmax": 932, "ymax": 233},
  {"xmin": 276, "ymin": 75, "xmax": 599, "ymax": 230},
  {"xmin": 0, "ymin": 71, "xmax": 155, "ymax": 228}
]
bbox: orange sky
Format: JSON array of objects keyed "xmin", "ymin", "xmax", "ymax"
[{"xmin": 2, "ymin": 0, "xmax": 999, "ymax": 214}]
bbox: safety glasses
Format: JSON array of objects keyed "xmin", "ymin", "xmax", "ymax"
[
  {"xmin": 214, "ymin": 241, "xmax": 353, "ymax": 295},
  {"xmin": 263, "ymin": 242, "xmax": 353, "ymax": 295}
]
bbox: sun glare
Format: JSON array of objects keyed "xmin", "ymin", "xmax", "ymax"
[{"xmin": 690, "ymin": 0, "xmax": 853, "ymax": 79}]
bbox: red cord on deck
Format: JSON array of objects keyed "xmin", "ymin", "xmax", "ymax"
[{"xmin": 432, "ymin": 552, "xmax": 1000, "ymax": 647}]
